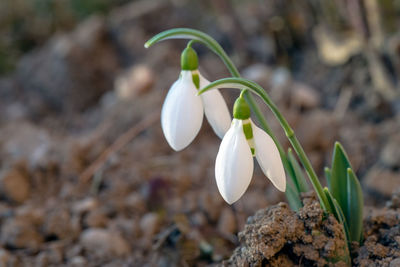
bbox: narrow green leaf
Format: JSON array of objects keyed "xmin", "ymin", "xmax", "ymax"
[
  {"xmin": 323, "ymin": 188, "xmax": 350, "ymax": 239},
  {"xmin": 288, "ymin": 148, "xmax": 309, "ymax": 193},
  {"xmin": 323, "ymin": 188, "xmax": 351, "ymax": 266},
  {"xmin": 347, "ymin": 168, "xmax": 364, "ymax": 244},
  {"xmin": 323, "ymin": 188, "xmax": 340, "ymax": 221},
  {"xmin": 325, "ymin": 167, "xmax": 331, "ymax": 190},
  {"xmin": 286, "ymin": 159, "xmax": 298, "ymax": 192},
  {"xmin": 332, "ymin": 198, "xmax": 351, "ymax": 266},
  {"xmin": 330, "ymin": 142, "xmax": 352, "ymax": 223},
  {"xmin": 285, "ymin": 184, "xmax": 303, "ymax": 211},
  {"xmin": 333, "ymin": 198, "xmax": 350, "ymax": 244}
]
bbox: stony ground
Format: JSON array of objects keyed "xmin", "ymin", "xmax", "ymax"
[{"xmin": 0, "ymin": 1, "xmax": 399, "ymax": 266}]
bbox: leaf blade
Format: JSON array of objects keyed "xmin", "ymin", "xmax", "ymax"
[
  {"xmin": 347, "ymin": 168, "xmax": 364, "ymax": 244},
  {"xmin": 323, "ymin": 188, "xmax": 351, "ymax": 266},
  {"xmin": 288, "ymin": 148, "xmax": 309, "ymax": 193},
  {"xmin": 285, "ymin": 184, "xmax": 303, "ymax": 211},
  {"xmin": 330, "ymin": 142, "xmax": 352, "ymax": 222},
  {"xmin": 325, "ymin": 167, "xmax": 331, "ymax": 190}
]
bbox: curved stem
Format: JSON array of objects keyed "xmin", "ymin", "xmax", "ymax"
[
  {"xmin": 145, "ymin": 28, "xmax": 241, "ymax": 77},
  {"xmin": 199, "ymin": 78, "xmax": 331, "ymax": 212}
]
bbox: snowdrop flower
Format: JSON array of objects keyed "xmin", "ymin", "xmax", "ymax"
[
  {"xmin": 161, "ymin": 45, "xmax": 231, "ymax": 151},
  {"xmin": 215, "ymin": 95, "xmax": 286, "ymax": 204}
]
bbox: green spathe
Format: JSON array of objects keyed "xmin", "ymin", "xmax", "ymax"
[
  {"xmin": 181, "ymin": 46, "xmax": 198, "ymax": 71},
  {"xmin": 233, "ymin": 96, "xmax": 251, "ymax": 120}
]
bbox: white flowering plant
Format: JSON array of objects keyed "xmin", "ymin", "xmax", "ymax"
[{"xmin": 146, "ymin": 28, "xmax": 364, "ymax": 264}]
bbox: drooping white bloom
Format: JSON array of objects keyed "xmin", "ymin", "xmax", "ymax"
[
  {"xmin": 215, "ymin": 96, "xmax": 286, "ymax": 204},
  {"xmin": 215, "ymin": 119, "xmax": 254, "ymax": 204},
  {"xmin": 161, "ymin": 70, "xmax": 231, "ymax": 151}
]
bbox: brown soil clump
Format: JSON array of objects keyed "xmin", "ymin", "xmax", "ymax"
[
  {"xmin": 224, "ymin": 192, "xmax": 349, "ymax": 267},
  {"xmin": 225, "ymin": 191, "xmax": 400, "ymax": 267}
]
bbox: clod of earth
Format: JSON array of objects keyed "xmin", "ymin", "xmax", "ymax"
[
  {"xmin": 224, "ymin": 191, "xmax": 400, "ymax": 267},
  {"xmin": 224, "ymin": 192, "xmax": 349, "ymax": 267}
]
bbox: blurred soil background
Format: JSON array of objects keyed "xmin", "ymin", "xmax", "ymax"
[{"xmin": 0, "ymin": 0, "xmax": 399, "ymax": 266}]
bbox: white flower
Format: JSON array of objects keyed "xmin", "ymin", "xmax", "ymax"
[
  {"xmin": 161, "ymin": 70, "xmax": 231, "ymax": 151},
  {"xmin": 215, "ymin": 117, "xmax": 286, "ymax": 204}
]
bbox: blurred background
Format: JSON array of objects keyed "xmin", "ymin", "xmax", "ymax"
[{"xmin": 0, "ymin": 0, "xmax": 399, "ymax": 265}]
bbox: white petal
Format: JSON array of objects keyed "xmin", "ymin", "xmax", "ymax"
[
  {"xmin": 199, "ymin": 73, "xmax": 231, "ymax": 139},
  {"xmin": 252, "ymin": 122, "xmax": 286, "ymax": 192},
  {"xmin": 215, "ymin": 119, "xmax": 254, "ymax": 204},
  {"xmin": 161, "ymin": 71, "xmax": 204, "ymax": 151}
]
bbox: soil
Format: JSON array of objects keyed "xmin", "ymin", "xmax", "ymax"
[
  {"xmin": 0, "ymin": 1, "xmax": 399, "ymax": 266},
  {"xmin": 354, "ymin": 190, "xmax": 400, "ymax": 267},
  {"xmin": 225, "ymin": 192, "xmax": 400, "ymax": 267},
  {"xmin": 224, "ymin": 192, "xmax": 349, "ymax": 267}
]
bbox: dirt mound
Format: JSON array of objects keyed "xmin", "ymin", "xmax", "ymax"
[
  {"xmin": 225, "ymin": 192, "xmax": 400, "ymax": 267},
  {"xmin": 224, "ymin": 192, "xmax": 349, "ymax": 267}
]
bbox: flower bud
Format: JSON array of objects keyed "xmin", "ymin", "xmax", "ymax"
[
  {"xmin": 233, "ymin": 96, "xmax": 251, "ymax": 120},
  {"xmin": 181, "ymin": 46, "xmax": 198, "ymax": 71}
]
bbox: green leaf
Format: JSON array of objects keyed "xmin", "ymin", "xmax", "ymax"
[
  {"xmin": 330, "ymin": 142, "xmax": 352, "ymax": 222},
  {"xmin": 287, "ymin": 148, "xmax": 309, "ymax": 193},
  {"xmin": 325, "ymin": 167, "xmax": 332, "ymax": 190},
  {"xmin": 285, "ymin": 184, "xmax": 303, "ymax": 211},
  {"xmin": 323, "ymin": 188, "xmax": 340, "ymax": 221},
  {"xmin": 347, "ymin": 168, "xmax": 364, "ymax": 244},
  {"xmin": 323, "ymin": 188, "xmax": 351, "ymax": 266},
  {"xmin": 323, "ymin": 188, "xmax": 349, "ymax": 238}
]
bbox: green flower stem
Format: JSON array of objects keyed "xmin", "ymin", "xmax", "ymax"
[
  {"xmin": 199, "ymin": 78, "xmax": 331, "ymax": 213},
  {"xmin": 145, "ymin": 28, "xmax": 289, "ymax": 169}
]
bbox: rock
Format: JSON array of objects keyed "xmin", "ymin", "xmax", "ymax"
[
  {"xmin": 0, "ymin": 122, "xmax": 61, "ymax": 167},
  {"xmin": 290, "ymin": 82, "xmax": 321, "ymax": 110},
  {"xmin": 190, "ymin": 212, "xmax": 207, "ymax": 227},
  {"xmin": 43, "ymin": 207, "xmax": 80, "ymax": 240},
  {"xmin": 85, "ymin": 209, "xmax": 109, "ymax": 228},
  {"xmin": 80, "ymin": 228, "xmax": 130, "ymax": 258},
  {"xmin": 15, "ymin": 205, "xmax": 44, "ymax": 225},
  {"xmin": 124, "ymin": 193, "xmax": 146, "ymax": 213},
  {"xmin": 139, "ymin": 212, "xmax": 160, "ymax": 239},
  {"xmin": 16, "ymin": 15, "xmax": 120, "ymax": 114},
  {"xmin": 70, "ymin": 256, "xmax": 87, "ymax": 267},
  {"xmin": 365, "ymin": 168, "xmax": 400, "ymax": 197},
  {"xmin": 386, "ymin": 189, "xmax": 400, "ymax": 209},
  {"xmin": 390, "ymin": 258, "xmax": 400, "ymax": 267},
  {"xmin": 380, "ymin": 133, "xmax": 400, "ymax": 168},
  {"xmin": 0, "ymin": 248, "xmax": 18, "ymax": 266},
  {"xmin": 35, "ymin": 246, "xmax": 63, "ymax": 266},
  {"xmin": 115, "ymin": 64, "xmax": 154, "ymax": 99},
  {"xmin": 0, "ymin": 165, "xmax": 30, "ymax": 204},
  {"xmin": 271, "ymin": 67, "xmax": 291, "ymax": 89},
  {"xmin": 72, "ymin": 198, "xmax": 99, "ymax": 214},
  {"xmin": 1, "ymin": 218, "xmax": 43, "ymax": 250},
  {"xmin": 217, "ymin": 208, "xmax": 236, "ymax": 236},
  {"xmin": 65, "ymin": 244, "xmax": 83, "ymax": 259}
]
